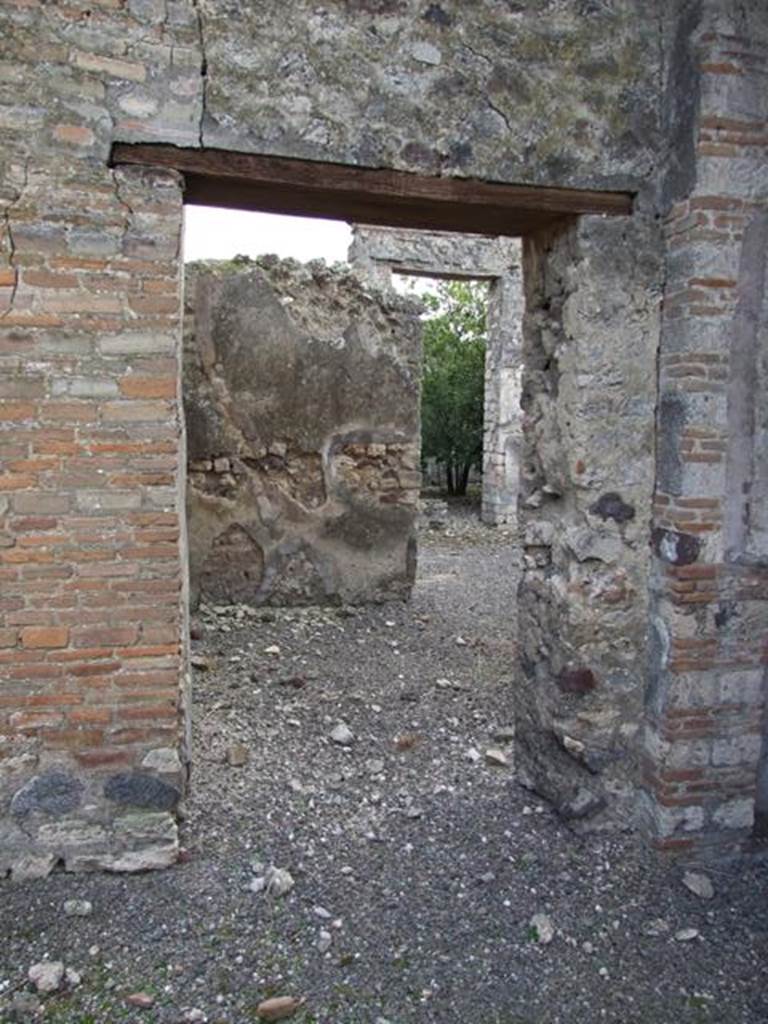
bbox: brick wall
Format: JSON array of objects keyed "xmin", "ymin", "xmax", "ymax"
[
  {"xmin": 0, "ymin": 154, "xmax": 188, "ymax": 875},
  {"xmin": 644, "ymin": 5, "xmax": 768, "ymax": 859}
]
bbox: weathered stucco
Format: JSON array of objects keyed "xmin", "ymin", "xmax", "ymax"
[
  {"xmin": 0, "ymin": 0, "xmax": 766, "ymax": 874},
  {"xmin": 184, "ymin": 257, "xmax": 422, "ymax": 608},
  {"xmin": 349, "ymin": 225, "xmax": 522, "ymax": 526}
]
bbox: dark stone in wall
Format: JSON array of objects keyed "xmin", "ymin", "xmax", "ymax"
[
  {"xmin": 660, "ymin": 0, "xmax": 702, "ymax": 209},
  {"xmin": 656, "ymin": 391, "xmax": 686, "ymax": 495},
  {"xmin": 11, "ymin": 771, "xmax": 84, "ymax": 817},
  {"xmin": 652, "ymin": 527, "xmax": 700, "ymax": 566},
  {"xmin": 557, "ymin": 667, "xmax": 598, "ymax": 695},
  {"xmin": 104, "ymin": 773, "xmax": 181, "ymax": 811},
  {"xmin": 423, "ymin": 4, "xmax": 452, "ymax": 28},
  {"xmin": 590, "ymin": 492, "xmax": 636, "ymax": 524}
]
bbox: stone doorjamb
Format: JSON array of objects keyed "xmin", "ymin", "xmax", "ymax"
[{"xmin": 348, "ymin": 226, "xmax": 522, "ymax": 527}]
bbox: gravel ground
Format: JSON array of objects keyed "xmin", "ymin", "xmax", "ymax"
[{"xmin": 1, "ymin": 503, "xmax": 766, "ymax": 1024}]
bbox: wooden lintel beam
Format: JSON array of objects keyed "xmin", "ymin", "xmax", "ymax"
[{"xmin": 110, "ymin": 143, "xmax": 634, "ymax": 237}]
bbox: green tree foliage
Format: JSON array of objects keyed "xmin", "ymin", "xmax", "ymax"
[{"xmin": 419, "ymin": 279, "xmax": 488, "ymax": 496}]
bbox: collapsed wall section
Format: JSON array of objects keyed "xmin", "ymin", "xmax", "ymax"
[{"xmin": 184, "ymin": 257, "xmax": 422, "ymax": 608}]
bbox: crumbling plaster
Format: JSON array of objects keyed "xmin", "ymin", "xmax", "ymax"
[{"xmin": 183, "ymin": 257, "xmax": 422, "ymax": 609}]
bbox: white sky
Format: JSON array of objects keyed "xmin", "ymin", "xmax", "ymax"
[
  {"xmin": 183, "ymin": 206, "xmax": 353, "ymax": 264},
  {"xmin": 183, "ymin": 206, "xmax": 438, "ymax": 297}
]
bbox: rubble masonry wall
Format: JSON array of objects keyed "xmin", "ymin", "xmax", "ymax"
[{"xmin": 183, "ymin": 257, "xmax": 422, "ymax": 609}]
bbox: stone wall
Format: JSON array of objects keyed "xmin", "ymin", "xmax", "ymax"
[
  {"xmin": 184, "ymin": 257, "xmax": 422, "ymax": 608},
  {"xmin": 517, "ymin": 214, "xmax": 662, "ymax": 830},
  {"xmin": 349, "ymin": 226, "xmax": 522, "ymax": 526}
]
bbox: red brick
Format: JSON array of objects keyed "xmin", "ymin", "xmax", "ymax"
[
  {"xmin": 0, "ymin": 402, "xmax": 36, "ymax": 422},
  {"xmin": 119, "ymin": 376, "xmax": 177, "ymax": 399},
  {"xmin": 23, "ymin": 269, "xmax": 80, "ymax": 288},
  {"xmin": 121, "ymin": 644, "xmax": 177, "ymax": 659},
  {"xmin": 71, "ymin": 626, "xmax": 138, "ymax": 647},
  {"xmin": 20, "ymin": 625, "xmax": 69, "ymax": 648},
  {"xmin": 47, "ymin": 729, "xmax": 105, "ymax": 749},
  {"xmin": 120, "ymin": 704, "xmax": 177, "ymax": 721},
  {"xmin": 68, "ymin": 707, "xmax": 112, "ymax": 725},
  {"xmin": 74, "ymin": 748, "xmax": 134, "ymax": 768}
]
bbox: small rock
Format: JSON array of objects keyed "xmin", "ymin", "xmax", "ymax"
[
  {"xmin": 313, "ymin": 905, "xmax": 332, "ymax": 919},
  {"xmin": 249, "ymin": 876, "xmax": 267, "ymax": 893},
  {"xmin": 126, "ymin": 992, "xmax": 155, "ymax": 1009},
  {"xmin": 405, "ymin": 806, "xmax": 422, "ymax": 819},
  {"xmin": 264, "ymin": 645, "xmax": 281, "ymax": 656},
  {"xmin": 330, "ymin": 723, "xmax": 354, "ymax": 746},
  {"xmin": 63, "ymin": 899, "xmax": 92, "ymax": 917},
  {"xmin": 455, "ymin": 636, "xmax": 468, "ymax": 646},
  {"xmin": 265, "ymin": 865, "xmax": 295, "ymax": 897},
  {"xmin": 182, "ymin": 1011, "xmax": 207, "ymax": 1023},
  {"xmin": 190, "ymin": 654, "xmax": 210, "ymax": 671},
  {"xmin": 65, "ymin": 967, "xmax": 82, "ymax": 988},
  {"xmin": 492, "ymin": 726, "xmax": 515, "ymax": 743},
  {"xmin": 256, "ymin": 995, "xmax": 305, "ymax": 1020},
  {"xmin": 642, "ymin": 918, "xmax": 670, "ymax": 937},
  {"xmin": 675, "ymin": 927, "xmax": 700, "ymax": 942},
  {"xmin": 394, "ymin": 732, "xmax": 421, "ymax": 751},
  {"xmin": 484, "ymin": 748, "xmax": 508, "ymax": 767},
  {"xmin": 466, "ymin": 747, "xmax": 481, "ymax": 763},
  {"xmin": 682, "ymin": 870, "xmax": 714, "ymax": 900},
  {"xmin": 366, "ymin": 758, "xmax": 385, "ymax": 775},
  {"xmin": 226, "ymin": 744, "xmax": 249, "ymax": 768},
  {"xmin": 317, "ymin": 929, "xmax": 332, "ymax": 953},
  {"xmin": 28, "ymin": 961, "xmax": 64, "ymax": 994},
  {"xmin": 530, "ymin": 913, "xmax": 555, "ymax": 945}
]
